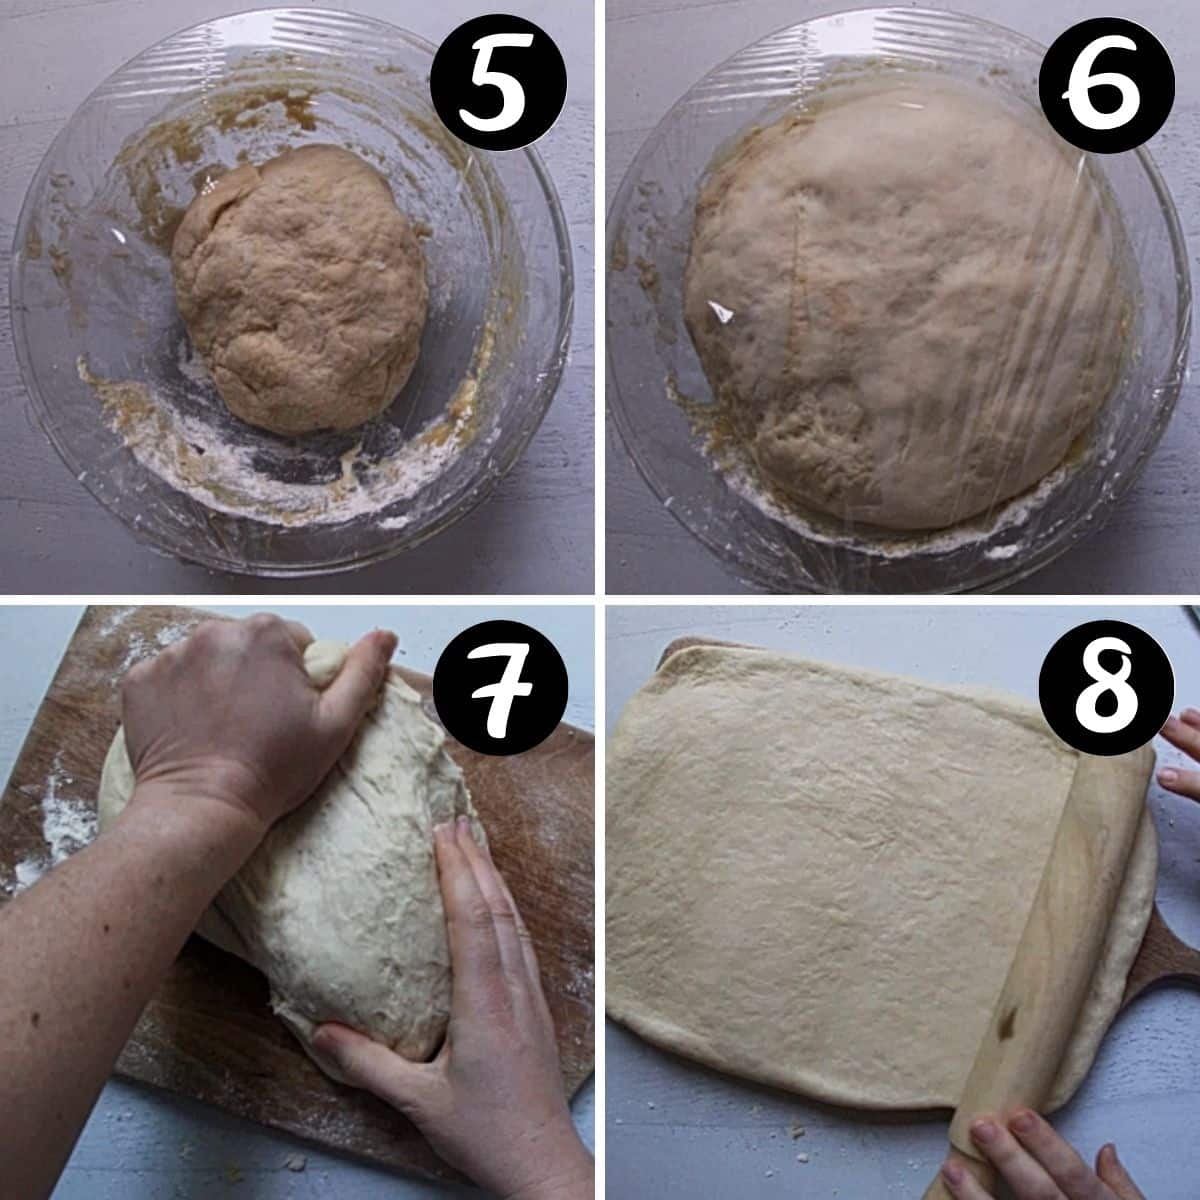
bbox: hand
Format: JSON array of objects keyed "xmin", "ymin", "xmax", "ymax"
[
  {"xmin": 121, "ymin": 614, "xmax": 396, "ymax": 836},
  {"xmin": 940, "ymin": 1110, "xmax": 1145, "ymax": 1199},
  {"xmin": 311, "ymin": 817, "xmax": 592, "ymax": 1200},
  {"xmin": 1158, "ymin": 708, "xmax": 1200, "ymax": 799}
]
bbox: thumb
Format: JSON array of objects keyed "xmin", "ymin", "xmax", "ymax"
[
  {"xmin": 1096, "ymin": 1144, "xmax": 1147, "ymax": 1200},
  {"xmin": 317, "ymin": 630, "xmax": 398, "ymax": 742},
  {"xmin": 310, "ymin": 1022, "xmax": 435, "ymax": 1117}
]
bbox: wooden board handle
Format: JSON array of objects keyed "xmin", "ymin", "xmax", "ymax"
[{"xmin": 1122, "ymin": 905, "xmax": 1200, "ymax": 1008}]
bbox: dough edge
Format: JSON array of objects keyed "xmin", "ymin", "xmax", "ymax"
[{"xmin": 606, "ymin": 642, "xmax": 1157, "ymax": 1113}]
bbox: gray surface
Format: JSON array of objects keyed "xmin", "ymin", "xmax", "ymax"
[
  {"xmin": 0, "ymin": 0, "xmax": 594, "ymax": 595},
  {"xmin": 0, "ymin": 604, "xmax": 594, "ymax": 1199},
  {"xmin": 605, "ymin": 0, "xmax": 1200, "ymax": 595},
  {"xmin": 606, "ymin": 604, "xmax": 1200, "ymax": 1198}
]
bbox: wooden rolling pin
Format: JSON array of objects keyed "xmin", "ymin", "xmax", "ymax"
[{"xmin": 922, "ymin": 746, "xmax": 1171, "ymax": 1200}]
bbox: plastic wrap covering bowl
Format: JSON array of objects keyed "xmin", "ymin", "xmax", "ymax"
[
  {"xmin": 11, "ymin": 7, "xmax": 572, "ymax": 577},
  {"xmin": 607, "ymin": 7, "xmax": 1189, "ymax": 594}
]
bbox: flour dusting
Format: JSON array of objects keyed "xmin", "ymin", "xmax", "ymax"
[{"xmin": 41, "ymin": 752, "xmax": 97, "ymax": 864}]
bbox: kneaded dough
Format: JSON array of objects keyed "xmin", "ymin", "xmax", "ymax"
[
  {"xmin": 172, "ymin": 144, "xmax": 428, "ymax": 436},
  {"xmin": 607, "ymin": 644, "xmax": 1156, "ymax": 1111},
  {"xmin": 683, "ymin": 76, "xmax": 1129, "ymax": 530},
  {"xmin": 99, "ymin": 640, "xmax": 482, "ymax": 1079}
]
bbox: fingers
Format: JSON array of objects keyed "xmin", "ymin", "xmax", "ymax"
[
  {"xmin": 309, "ymin": 1023, "xmax": 432, "ymax": 1117},
  {"xmin": 968, "ymin": 1116, "xmax": 1065, "ymax": 1199},
  {"xmin": 240, "ymin": 612, "xmax": 312, "ymax": 654},
  {"xmin": 941, "ymin": 1153, "xmax": 998, "ymax": 1199},
  {"xmin": 282, "ymin": 619, "xmax": 315, "ymax": 653},
  {"xmin": 454, "ymin": 818, "xmax": 530, "ymax": 992},
  {"xmin": 434, "ymin": 821, "xmax": 508, "ymax": 1017},
  {"xmin": 489, "ymin": 844, "xmax": 556, "ymax": 1034},
  {"xmin": 1007, "ymin": 1110, "xmax": 1107, "ymax": 1199},
  {"xmin": 1155, "ymin": 764, "xmax": 1200, "ymax": 801},
  {"xmin": 1096, "ymin": 1145, "xmax": 1147, "ymax": 1200},
  {"xmin": 316, "ymin": 630, "xmax": 397, "ymax": 742}
]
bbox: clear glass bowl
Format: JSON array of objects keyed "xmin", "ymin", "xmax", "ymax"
[
  {"xmin": 11, "ymin": 7, "xmax": 573, "ymax": 577},
  {"xmin": 607, "ymin": 6, "xmax": 1190, "ymax": 594}
]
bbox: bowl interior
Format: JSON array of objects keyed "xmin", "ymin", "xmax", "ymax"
[
  {"xmin": 606, "ymin": 6, "xmax": 1190, "ymax": 593},
  {"xmin": 13, "ymin": 7, "xmax": 572, "ymax": 576}
]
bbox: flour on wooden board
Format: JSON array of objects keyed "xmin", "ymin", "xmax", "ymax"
[
  {"xmin": 111, "ymin": 621, "xmax": 194, "ymax": 679},
  {"xmin": 8, "ymin": 751, "xmax": 97, "ymax": 895}
]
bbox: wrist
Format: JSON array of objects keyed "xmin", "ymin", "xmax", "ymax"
[
  {"xmin": 503, "ymin": 1136, "xmax": 592, "ymax": 1200},
  {"xmin": 119, "ymin": 781, "xmax": 265, "ymax": 875}
]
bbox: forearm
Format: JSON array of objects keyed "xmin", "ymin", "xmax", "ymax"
[{"xmin": 0, "ymin": 786, "xmax": 259, "ymax": 1200}]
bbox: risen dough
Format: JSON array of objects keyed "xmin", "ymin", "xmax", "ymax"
[
  {"xmin": 683, "ymin": 77, "xmax": 1129, "ymax": 530},
  {"xmin": 99, "ymin": 640, "xmax": 482, "ymax": 1079},
  {"xmin": 172, "ymin": 144, "xmax": 428, "ymax": 436},
  {"xmin": 607, "ymin": 644, "xmax": 1156, "ymax": 1111}
]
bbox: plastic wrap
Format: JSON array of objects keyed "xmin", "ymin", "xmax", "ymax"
[{"xmin": 607, "ymin": 7, "xmax": 1190, "ymax": 593}]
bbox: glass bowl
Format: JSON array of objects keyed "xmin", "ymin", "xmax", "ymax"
[
  {"xmin": 606, "ymin": 6, "xmax": 1190, "ymax": 594},
  {"xmin": 11, "ymin": 7, "xmax": 573, "ymax": 577}
]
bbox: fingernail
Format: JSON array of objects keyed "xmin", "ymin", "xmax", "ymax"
[
  {"xmin": 1184, "ymin": 708, "xmax": 1200, "ymax": 723},
  {"xmin": 971, "ymin": 1119, "xmax": 999, "ymax": 1144},
  {"xmin": 942, "ymin": 1161, "xmax": 964, "ymax": 1185},
  {"xmin": 433, "ymin": 821, "xmax": 454, "ymax": 843},
  {"xmin": 1159, "ymin": 768, "xmax": 1179, "ymax": 786},
  {"xmin": 456, "ymin": 814, "xmax": 471, "ymax": 831},
  {"xmin": 1164, "ymin": 716, "xmax": 1181, "ymax": 731},
  {"xmin": 1010, "ymin": 1110, "xmax": 1035, "ymax": 1134}
]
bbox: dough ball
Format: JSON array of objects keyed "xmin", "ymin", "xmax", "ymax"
[
  {"xmin": 98, "ymin": 635, "xmax": 483, "ymax": 1083},
  {"xmin": 172, "ymin": 144, "xmax": 428, "ymax": 437},
  {"xmin": 683, "ymin": 77, "xmax": 1130, "ymax": 531}
]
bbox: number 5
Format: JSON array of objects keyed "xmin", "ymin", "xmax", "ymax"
[
  {"xmin": 1062, "ymin": 34, "xmax": 1141, "ymax": 131},
  {"xmin": 460, "ymin": 32, "xmax": 535, "ymax": 133}
]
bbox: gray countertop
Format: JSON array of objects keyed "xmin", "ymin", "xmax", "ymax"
[
  {"xmin": 605, "ymin": 604, "xmax": 1200, "ymax": 1198},
  {"xmin": 605, "ymin": 0, "xmax": 1200, "ymax": 595},
  {"xmin": 0, "ymin": 603, "xmax": 594, "ymax": 1199},
  {"xmin": 0, "ymin": 0, "xmax": 594, "ymax": 595}
]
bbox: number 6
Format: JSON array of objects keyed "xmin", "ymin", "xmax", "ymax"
[
  {"xmin": 1062, "ymin": 34, "xmax": 1141, "ymax": 131},
  {"xmin": 460, "ymin": 31, "xmax": 535, "ymax": 133}
]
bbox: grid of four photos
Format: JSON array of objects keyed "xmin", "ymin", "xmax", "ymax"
[{"xmin": 2, "ymin": 0, "xmax": 1198, "ymax": 1197}]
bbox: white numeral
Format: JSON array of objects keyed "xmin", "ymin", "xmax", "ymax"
[
  {"xmin": 468, "ymin": 642, "xmax": 534, "ymax": 739},
  {"xmin": 460, "ymin": 32, "xmax": 535, "ymax": 133},
  {"xmin": 1075, "ymin": 635, "xmax": 1138, "ymax": 734},
  {"xmin": 1062, "ymin": 35, "xmax": 1141, "ymax": 131}
]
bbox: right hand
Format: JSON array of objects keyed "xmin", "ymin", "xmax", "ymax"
[
  {"xmin": 122, "ymin": 614, "xmax": 396, "ymax": 836},
  {"xmin": 311, "ymin": 817, "xmax": 592, "ymax": 1200},
  {"xmin": 1158, "ymin": 708, "xmax": 1200, "ymax": 799}
]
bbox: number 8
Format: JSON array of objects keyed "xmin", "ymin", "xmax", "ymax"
[
  {"xmin": 1062, "ymin": 34, "xmax": 1141, "ymax": 131},
  {"xmin": 460, "ymin": 32, "xmax": 535, "ymax": 133}
]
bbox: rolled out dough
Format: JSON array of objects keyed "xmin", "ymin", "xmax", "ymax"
[
  {"xmin": 683, "ymin": 75, "xmax": 1129, "ymax": 530},
  {"xmin": 606, "ymin": 643, "xmax": 1157, "ymax": 1111},
  {"xmin": 99, "ymin": 640, "xmax": 483, "ymax": 1079}
]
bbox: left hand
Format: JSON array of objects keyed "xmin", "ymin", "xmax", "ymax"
[{"xmin": 940, "ymin": 1111, "xmax": 1145, "ymax": 1199}]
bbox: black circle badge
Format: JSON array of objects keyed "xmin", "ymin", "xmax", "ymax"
[
  {"xmin": 430, "ymin": 15, "xmax": 566, "ymax": 151},
  {"xmin": 1039, "ymin": 620, "xmax": 1173, "ymax": 756},
  {"xmin": 1039, "ymin": 18, "xmax": 1174, "ymax": 154},
  {"xmin": 433, "ymin": 620, "xmax": 568, "ymax": 755}
]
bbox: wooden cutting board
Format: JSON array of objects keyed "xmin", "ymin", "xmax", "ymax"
[{"xmin": 0, "ymin": 605, "xmax": 594, "ymax": 1182}]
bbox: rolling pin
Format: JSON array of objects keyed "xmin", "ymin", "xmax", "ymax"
[{"xmin": 922, "ymin": 747, "xmax": 1155, "ymax": 1200}]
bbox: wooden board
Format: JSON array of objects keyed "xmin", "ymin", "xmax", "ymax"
[{"xmin": 0, "ymin": 605, "xmax": 594, "ymax": 1182}]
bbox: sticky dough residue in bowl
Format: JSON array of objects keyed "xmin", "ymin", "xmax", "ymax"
[{"xmin": 66, "ymin": 60, "xmax": 510, "ymax": 530}]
